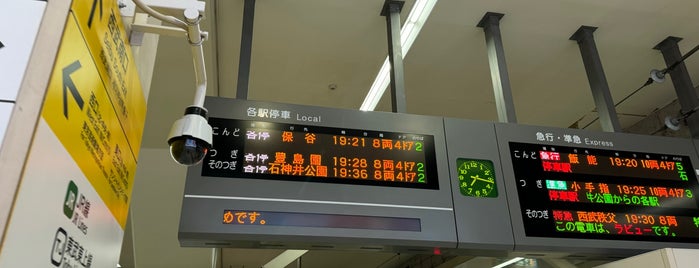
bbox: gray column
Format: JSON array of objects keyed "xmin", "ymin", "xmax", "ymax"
[
  {"xmin": 236, "ymin": 0, "xmax": 255, "ymax": 100},
  {"xmin": 654, "ymin": 37, "xmax": 699, "ymax": 138},
  {"xmin": 477, "ymin": 12, "xmax": 517, "ymax": 123},
  {"xmin": 381, "ymin": 0, "xmax": 407, "ymax": 113},
  {"xmin": 569, "ymin": 26, "xmax": 621, "ymax": 132}
]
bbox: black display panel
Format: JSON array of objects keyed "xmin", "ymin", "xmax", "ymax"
[
  {"xmin": 510, "ymin": 142, "xmax": 699, "ymax": 243},
  {"xmin": 202, "ymin": 117, "xmax": 439, "ymax": 189},
  {"xmin": 221, "ymin": 210, "xmax": 421, "ymax": 231}
]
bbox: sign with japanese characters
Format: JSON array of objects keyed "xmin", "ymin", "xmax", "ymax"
[
  {"xmin": 70, "ymin": 0, "xmax": 147, "ymax": 157},
  {"xmin": 40, "ymin": 12, "xmax": 137, "ymax": 229},
  {"xmin": 202, "ymin": 117, "xmax": 439, "ymax": 189},
  {"xmin": 510, "ymin": 142, "xmax": 699, "ymax": 242},
  {"xmin": 0, "ymin": 121, "xmax": 124, "ymax": 267},
  {"xmin": 496, "ymin": 123, "xmax": 699, "ymax": 254},
  {"xmin": 179, "ymin": 97, "xmax": 457, "ymax": 251},
  {"xmin": 0, "ymin": 0, "xmax": 144, "ymax": 266}
]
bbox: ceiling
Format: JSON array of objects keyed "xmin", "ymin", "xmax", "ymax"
[
  {"xmin": 131, "ymin": 0, "xmax": 699, "ymax": 267},
  {"xmin": 142, "ymin": 0, "xmax": 699, "ymax": 150}
]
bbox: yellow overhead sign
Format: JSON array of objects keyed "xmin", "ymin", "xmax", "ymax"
[
  {"xmin": 41, "ymin": 10, "xmax": 140, "ymax": 228},
  {"xmin": 71, "ymin": 0, "xmax": 146, "ymax": 158}
]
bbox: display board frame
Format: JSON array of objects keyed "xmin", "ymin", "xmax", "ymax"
[
  {"xmin": 179, "ymin": 97, "xmax": 457, "ymax": 251},
  {"xmin": 444, "ymin": 118, "xmax": 515, "ymax": 254}
]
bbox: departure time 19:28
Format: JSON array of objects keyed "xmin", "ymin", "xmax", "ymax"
[{"xmin": 333, "ymin": 157, "xmax": 368, "ymax": 168}]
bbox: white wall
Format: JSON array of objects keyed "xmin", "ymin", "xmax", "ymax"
[
  {"xmin": 0, "ymin": 103, "xmax": 12, "ymax": 149},
  {"xmin": 0, "ymin": 0, "xmax": 46, "ymax": 152}
]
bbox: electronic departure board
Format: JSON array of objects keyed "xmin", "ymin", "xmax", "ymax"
[
  {"xmin": 180, "ymin": 97, "xmax": 699, "ymax": 256},
  {"xmin": 496, "ymin": 123, "xmax": 699, "ymax": 254},
  {"xmin": 511, "ymin": 142, "xmax": 699, "ymax": 242},
  {"xmin": 202, "ymin": 118, "xmax": 439, "ymax": 189},
  {"xmin": 179, "ymin": 97, "xmax": 457, "ymax": 252}
]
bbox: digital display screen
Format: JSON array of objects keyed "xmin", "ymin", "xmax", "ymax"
[
  {"xmin": 202, "ymin": 118, "xmax": 439, "ymax": 189},
  {"xmin": 222, "ymin": 210, "xmax": 421, "ymax": 231},
  {"xmin": 510, "ymin": 142, "xmax": 699, "ymax": 243}
]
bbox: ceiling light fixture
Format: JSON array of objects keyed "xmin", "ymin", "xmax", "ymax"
[
  {"xmin": 491, "ymin": 257, "xmax": 524, "ymax": 268},
  {"xmin": 665, "ymin": 106, "xmax": 699, "ymax": 131},
  {"xmin": 616, "ymin": 42, "xmax": 699, "ymax": 109},
  {"xmin": 360, "ymin": 0, "xmax": 438, "ymax": 111},
  {"xmin": 262, "ymin": 249, "xmax": 308, "ymax": 268},
  {"xmin": 577, "ymin": 42, "xmax": 699, "ymax": 130},
  {"xmin": 650, "ymin": 43, "xmax": 699, "ymax": 84}
]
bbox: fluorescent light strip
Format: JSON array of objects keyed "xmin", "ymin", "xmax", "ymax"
[
  {"xmin": 360, "ymin": 0, "xmax": 438, "ymax": 111},
  {"xmin": 491, "ymin": 257, "xmax": 524, "ymax": 268},
  {"xmin": 262, "ymin": 250, "xmax": 308, "ymax": 268}
]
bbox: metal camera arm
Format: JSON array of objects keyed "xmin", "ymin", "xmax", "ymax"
[
  {"xmin": 130, "ymin": 0, "xmax": 208, "ymax": 107},
  {"xmin": 129, "ymin": 0, "xmax": 213, "ymax": 166}
]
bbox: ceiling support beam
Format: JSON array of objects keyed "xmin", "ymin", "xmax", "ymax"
[
  {"xmin": 381, "ymin": 0, "xmax": 407, "ymax": 113},
  {"xmin": 570, "ymin": 26, "xmax": 621, "ymax": 132},
  {"xmin": 477, "ymin": 12, "xmax": 517, "ymax": 123},
  {"xmin": 653, "ymin": 37, "xmax": 699, "ymax": 138},
  {"xmin": 236, "ymin": 0, "xmax": 255, "ymax": 100}
]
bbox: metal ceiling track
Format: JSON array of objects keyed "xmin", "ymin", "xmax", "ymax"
[
  {"xmin": 236, "ymin": 0, "xmax": 256, "ymax": 100},
  {"xmin": 478, "ymin": 12, "xmax": 518, "ymax": 124},
  {"xmin": 381, "ymin": 0, "xmax": 407, "ymax": 113},
  {"xmin": 654, "ymin": 37, "xmax": 699, "ymax": 139},
  {"xmin": 570, "ymin": 26, "xmax": 622, "ymax": 133}
]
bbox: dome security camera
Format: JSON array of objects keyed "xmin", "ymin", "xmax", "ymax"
[{"xmin": 167, "ymin": 106, "xmax": 213, "ymax": 166}]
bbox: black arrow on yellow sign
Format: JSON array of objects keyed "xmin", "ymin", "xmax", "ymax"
[
  {"xmin": 88, "ymin": 0, "xmax": 103, "ymax": 29},
  {"xmin": 63, "ymin": 60, "xmax": 84, "ymax": 119}
]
